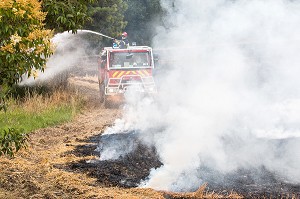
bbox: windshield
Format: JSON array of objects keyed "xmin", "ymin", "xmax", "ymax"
[{"xmin": 110, "ymin": 52, "xmax": 151, "ymax": 69}]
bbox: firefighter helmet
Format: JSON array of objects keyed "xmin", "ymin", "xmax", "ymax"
[{"xmin": 122, "ymin": 32, "xmax": 128, "ymax": 37}]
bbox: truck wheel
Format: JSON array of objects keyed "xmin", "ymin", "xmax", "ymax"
[
  {"xmin": 99, "ymin": 83, "xmax": 105, "ymax": 103},
  {"xmin": 104, "ymin": 96, "xmax": 111, "ymax": 108}
]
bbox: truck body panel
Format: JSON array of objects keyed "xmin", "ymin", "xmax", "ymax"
[{"xmin": 98, "ymin": 46, "xmax": 156, "ymax": 105}]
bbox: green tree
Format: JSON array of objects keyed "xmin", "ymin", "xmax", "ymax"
[
  {"xmin": 124, "ymin": 0, "xmax": 164, "ymax": 46},
  {"xmin": 0, "ymin": 0, "xmax": 53, "ymax": 91},
  {"xmin": 86, "ymin": 0, "xmax": 128, "ymax": 38},
  {"xmin": 0, "ymin": 0, "xmax": 53, "ymax": 157},
  {"xmin": 42, "ymin": 0, "xmax": 95, "ymax": 33}
]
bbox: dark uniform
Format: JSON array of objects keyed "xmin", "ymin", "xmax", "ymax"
[{"xmin": 112, "ymin": 32, "xmax": 129, "ymax": 49}]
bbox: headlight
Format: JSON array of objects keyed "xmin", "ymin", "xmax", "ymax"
[
  {"xmin": 107, "ymin": 88, "xmax": 117, "ymax": 93},
  {"xmin": 108, "ymin": 88, "xmax": 114, "ymax": 93}
]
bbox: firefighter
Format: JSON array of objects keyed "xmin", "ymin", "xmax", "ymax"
[
  {"xmin": 122, "ymin": 32, "xmax": 129, "ymax": 44},
  {"xmin": 111, "ymin": 32, "xmax": 129, "ymax": 49},
  {"xmin": 119, "ymin": 32, "xmax": 129, "ymax": 49},
  {"xmin": 112, "ymin": 38, "xmax": 119, "ymax": 48}
]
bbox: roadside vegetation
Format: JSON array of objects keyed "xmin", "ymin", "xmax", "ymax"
[
  {"xmin": 0, "ymin": 0, "xmax": 91, "ymax": 157},
  {"xmin": 0, "ymin": 86, "xmax": 84, "ymax": 157},
  {"xmin": 0, "ymin": 0, "xmax": 164, "ymax": 156}
]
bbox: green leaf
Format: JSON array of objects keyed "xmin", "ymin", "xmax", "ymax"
[
  {"xmin": 66, "ymin": 14, "xmax": 74, "ymax": 18},
  {"xmin": 0, "ymin": 128, "xmax": 28, "ymax": 157}
]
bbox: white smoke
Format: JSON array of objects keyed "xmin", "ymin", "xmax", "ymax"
[
  {"xmin": 101, "ymin": 0, "xmax": 300, "ymax": 192},
  {"xmin": 20, "ymin": 31, "xmax": 91, "ymax": 85}
]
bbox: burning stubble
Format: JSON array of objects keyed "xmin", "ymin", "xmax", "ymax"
[{"xmin": 101, "ymin": 0, "xmax": 300, "ymax": 192}]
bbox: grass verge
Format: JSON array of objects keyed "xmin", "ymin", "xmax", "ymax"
[{"xmin": 0, "ymin": 88, "xmax": 83, "ymax": 133}]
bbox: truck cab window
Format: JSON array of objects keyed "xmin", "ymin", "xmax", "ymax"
[{"xmin": 109, "ymin": 52, "xmax": 151, "ymax": 69}]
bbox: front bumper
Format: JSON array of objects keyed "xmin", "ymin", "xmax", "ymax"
[{"xmin": 105, "ymin": 75, "xmax": 156, "ymax": 95}]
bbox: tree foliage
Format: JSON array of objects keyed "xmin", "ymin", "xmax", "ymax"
[
  {"xmin": 0, "ymin": 0, "xmax": 53, "ymax": 157},
  {"xmin": 124, "ymin": 0, "xmax": 164, "ymax": 46},
  {"xmin": 0, "ymin": 128, "xmax": 28, "ymax": 157},
  {"xmin": 85, "ymin": 0, "xmax": 165, "ymax": 47},
  {"xmin": 42, "ymin": 0, "xmax": 95, "ymax": 33},
  {"xmin": 85, "ymin": 0, "xmax": 128, "ymax": 38},
  {"xmin": 0, "ymin": 0, "xmax": 53, "ymax": 89}
]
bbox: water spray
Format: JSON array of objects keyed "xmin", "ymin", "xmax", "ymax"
[
  {"xmin": 77, "ymin": 29, "xmax": 115, "ymax": 40},
  {"xmin": 20, "ymin": 30, "xmax": 107, "ymax": 85}
]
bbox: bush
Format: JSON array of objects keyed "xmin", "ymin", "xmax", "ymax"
[
  {"xmin": 0, "ymin": 128, "xmax": 28, "ymax": 157},
  {"xmin": 0, "ymin": 0, "xmax": 53, "ymax": 90},
  {"xmin": 0, "ymin": 86, "xmax": 84, "ymax": 157}
]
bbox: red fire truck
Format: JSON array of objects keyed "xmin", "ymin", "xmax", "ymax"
[{"xmin": 98, "ymin": 45, "xmax": 157, "ymax": 107}]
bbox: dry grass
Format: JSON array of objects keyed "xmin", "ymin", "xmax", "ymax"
[
  {"xmin": 12, "ymin": 88, "xmax": 80, "ymax": 113},
  {"xmin": 0, "ymin": 99, "xmax": 245, "ymax": 199},
  {"xmin": 2, "ymin": 76, "xmax": 291, "ymax": 199},
  {"xmin": 0, "ymin": 87, "xmax": 84, "ymax": 134},
  {"xmin": 161, "ymin": 184, "xmax": 243, "ymax": 199}
]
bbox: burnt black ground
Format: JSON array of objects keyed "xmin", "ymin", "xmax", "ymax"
[
  {"xmin": 64, "ymin": 133, "xmax": 300, "ymax": 198},
  {"xmin": 65, "ymin": 132, "xmax": 162, "ymax": 188},
  {"xmin": 198, "ymin": 166, "xmax": 300, "ymax": 198}
]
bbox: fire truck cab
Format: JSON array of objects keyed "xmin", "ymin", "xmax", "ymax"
[{"xmin": 98, "ymin": 45, "xmax": 157, "ymax": 106}]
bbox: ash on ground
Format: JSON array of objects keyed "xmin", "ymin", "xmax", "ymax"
[
  {"xmin": 67, "ymin": 132, "xmax": 162, "ymax": 188},
  {"xmin": 65, "ymin": 132, "xmax": 300, "ymax": 198}
]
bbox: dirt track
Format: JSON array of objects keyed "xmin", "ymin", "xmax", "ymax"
[
  {"xmin": 0, "ymin": 76, "xmax": 213, "ymax": 199},
  {"xmin": 0, "ymin": 76, "xmax": 166, "ymax": 199}
]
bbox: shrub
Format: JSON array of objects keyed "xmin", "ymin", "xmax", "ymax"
[{"xmin": 0, "ymin": 128, "xmax": 28, "ymax": 157}]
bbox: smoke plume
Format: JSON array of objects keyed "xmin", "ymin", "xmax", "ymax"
[
  {"xmin": 20, "ymin": 31, "xmax": 95, "ymax": 85},
  {"xmin": 103, "ymin": 0, "xmax": 300, "ymax": 192}
]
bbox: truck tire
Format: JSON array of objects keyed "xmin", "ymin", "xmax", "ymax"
[
  {"xmin": 104, "ymin": 96, "xmax": 111, "ymax": 108},
  {"xmin": 99, "ymin": 83, "xmax": 105, "ymax": 103}
]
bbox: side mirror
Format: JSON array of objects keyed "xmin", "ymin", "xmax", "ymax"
[
  {"xmin": 153, "ymin": 54, "xmax": 159, "ymax": 68},
  {"xmin": 153, "ymin": 54, "xmax": 159, "ymax": 62}
]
